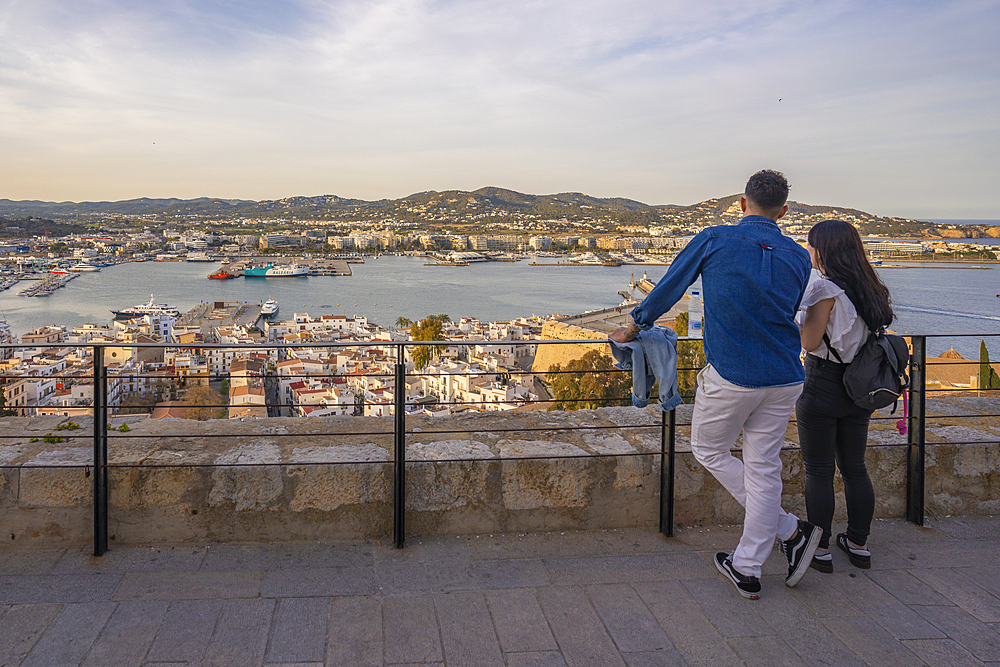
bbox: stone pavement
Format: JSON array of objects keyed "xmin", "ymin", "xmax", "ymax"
[{"xmin": 1, "ymin": 517, "xmax": 999, "ymax": 666}]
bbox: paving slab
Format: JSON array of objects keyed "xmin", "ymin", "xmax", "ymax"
[
  {"xmin": 434, "ymin": 591, "xmax": 504, "ymax": 667},
  {"xmin": 901, "ymin": 638, "xmax": 987, "ymax": 667},
  {"xmin": 586, "ymin": 583, "xmax": 674, "ymax": 653},
  {"xmin": 536, "ymin": 586, "xmax": 626, "ymax": 667},
  {"xmin": 81, "ymin": 600, "xmax": 168, "ymax": 667},
  {"xmin": 727, "ymin": 636, "xmax": 806, "ymax": 666},
  {"xmin": 913, "ymin": 604, "xmax": 1000, "ymax": 662},
  {"xmin": 0, "ymin": 603, "xmax": 62, "ymax": 666},
  {"xmin": 382, "ymin": 595, "xmax": 442, "ymax": 664},
  {"xmin": 908, "ymin": 567, "xmax": 1000, "ymax": 622},
  {"xmin": 145, "ymin": 599, "xmax": 223, "ymax": 663},
  {"xmin": 326, "ymin": 596, "xmax": 382, "ymax": 667},
  {"xmin": 202, "ymin": 597, "xmax": 275, "ymax": 667},
  {"xmin": 265, "ymin": 597, "xmax": 330, "ymax": 664},
  {"xmin": 822, "ymin": 616, "xmax": 928, "ymax": 667},
  {"xmin": 637, "ymin": 580, "xmax": 743, "ymax": 667},
  {"xmin": 19, "ymin": 602, "xmax": 115, "ymax": 667},
  {"xmin": 114, "ymin": 570, "xmax": 262, "ymax": 601},
  {"xmin": 0, "ymin": 573, "xmax": 123, "ymax": 604},
  {"xmin": 260, "ymin": 564, "xmax": 377, "ymax": 598},
  {"xmin": 485, "ymin": 588, "xmax": 557, "ymax": 654}
]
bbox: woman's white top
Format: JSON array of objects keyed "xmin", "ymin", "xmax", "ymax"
[{"xmin": 798, "ymin": 275, "xmax": 870, "ymax": 363}]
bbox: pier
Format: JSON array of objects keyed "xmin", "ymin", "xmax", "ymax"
[{"xmin": 15, "ymin": 272, "xmax": 77, "ymax": 297}]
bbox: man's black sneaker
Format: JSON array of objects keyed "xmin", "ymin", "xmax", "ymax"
[
  {"xmin": 810, "ymin": 551, "xmax": 833, "ymax": 574},
  {"xmin": 836, "ymin": 533, "xmax": 872, "ymax": 569},
  {"xmin": 780, "ymin": 520, "xmax": 823, "ymax": 587},
  {"xmin": 715, "ymin": 552, "xmax": 761, "ymax": 600}
]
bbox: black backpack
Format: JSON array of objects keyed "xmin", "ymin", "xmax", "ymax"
[{"xmin": 822, "ymin": 279, "xmax": 910, "ymax": 412}]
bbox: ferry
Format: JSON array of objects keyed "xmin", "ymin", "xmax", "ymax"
[
  {"xmin": 243, "ymin": 262, "xmax": 309, "ymax": 277},
  {"xmin": 208, "ymin": 268, "xmax": 235, "ymax": 280},
  {"xmin": 186, "ymin": 252, "xmax": 215, "ymax": 262},
  {"xmin": 261, "ymin": 298, "xmax": 279, "ymax": 317},
  {"xmin": 112, "ymin": 295, "xmax": 180, "ymax": 320}
]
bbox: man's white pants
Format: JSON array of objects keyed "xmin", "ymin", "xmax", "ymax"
[{"xmin": 691, "ymin": 365, "xmax": 803, "ymax": 577}]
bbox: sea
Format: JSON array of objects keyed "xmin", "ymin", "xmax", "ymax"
[{"xmin": 1, "ymin": 256, "xmax": 998, "ymax": 360}]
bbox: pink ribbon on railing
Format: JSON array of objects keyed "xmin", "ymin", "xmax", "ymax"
[{"xmin": 895, "ymin": 391, "xmax": 908, "ymax": 435}]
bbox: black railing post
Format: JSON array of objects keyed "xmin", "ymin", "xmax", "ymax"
[
  {"xmin": 393, "ymin": 348, "xmax": 406, "ymax": 548},
  {"xmin": 906, "ymin": 335, "xmax": 926, "ymax": 526},
  {"xmin": 93, "ymin": 345, "xmax": 108, "ymax": 556},
  {"xmin": 659, "ymin": 409, "xmax": 676, "ymax": 537}
]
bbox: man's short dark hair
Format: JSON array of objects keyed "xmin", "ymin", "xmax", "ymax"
[{"xmin": 745, "ymin": 169, "xmax": 789, "ymax": 213}]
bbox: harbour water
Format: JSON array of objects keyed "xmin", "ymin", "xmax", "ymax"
[{"xmin": 1, "ymin": 256, "xmax": 998, "ymax": 359}]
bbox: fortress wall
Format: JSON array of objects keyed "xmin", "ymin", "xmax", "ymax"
[
  {"xmin": 531, "ymin": 320, "xmax": 609, "ymax": 374},
  {"xmin": 0, "ymin": 401, "xmax": 996, "ymax": 547}
]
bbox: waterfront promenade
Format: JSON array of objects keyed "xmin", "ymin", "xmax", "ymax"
[{"xmin": 2, "ymin": 516, "xmax": 998, "ymax": 666}]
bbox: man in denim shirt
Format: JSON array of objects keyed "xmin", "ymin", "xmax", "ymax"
[{"xmin": 611, "ymin": 170, "xmax": 822, "ymax": 599}]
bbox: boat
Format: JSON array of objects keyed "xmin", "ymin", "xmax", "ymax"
[
  {"xmin": 186, "ymin": 252, "xmax": 215, "ymax": 262},
  {"xmin": 112, "ymin": 295, "xmax": 180, "ymax": 319},
  {"xmin": 49, "ymin": 268, "xmax": 69, "ymax": 275},
  {"xmin": 261, "ymin": 298, "xmax": 279, "ymax": 317},
  {"xmin": 68, "ymin": 262, "xmax": 100, "ymax": 272},
  {"xmin": 243, "ymin": 262, "xmax": 309, "ymax": 277},
  {"xmin": 208, "ymin": 268, "xmax": 235, "ymax": 280}
]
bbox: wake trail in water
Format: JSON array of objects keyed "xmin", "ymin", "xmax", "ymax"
[{"xmin": 895, "ymin": 305, "xmax": 1000, "ymax": 322}]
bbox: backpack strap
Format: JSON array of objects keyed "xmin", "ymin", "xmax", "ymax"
[{"xmin": 822, "ymin": 332, "xmax": 845, "ymax": 364}]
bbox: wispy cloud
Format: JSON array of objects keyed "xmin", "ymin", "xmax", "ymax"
[{"xmin": 0, "ymin": 0, "xmax": 997, "ymax": 217}]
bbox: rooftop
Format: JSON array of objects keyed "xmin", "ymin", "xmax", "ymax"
[{"xmin": 1, "ymin": 516, "xmax": 997, "ymax": 666}]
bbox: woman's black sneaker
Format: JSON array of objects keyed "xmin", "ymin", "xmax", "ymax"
[
  {"xmin": 810, "ymin": 551, "xmax": 833, "ymax": 573},
  {"xmin": 715, "ymin": 552, "xmax": 761, "ymax": 600},
  {"xmin": 836, "ymin": 533, "xmax": 871, "ymax": 569}
]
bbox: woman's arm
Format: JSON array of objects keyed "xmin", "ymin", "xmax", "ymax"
[{"xmin": 800, "ymin": 297, "xmax": 835, "ymax": 352}]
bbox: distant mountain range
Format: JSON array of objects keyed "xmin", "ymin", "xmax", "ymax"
[{"xmin": 1, "ymin": 187, "xmax": 988, "ymax": 238}]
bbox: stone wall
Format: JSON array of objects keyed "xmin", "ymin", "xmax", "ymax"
[
  {"xmin": 0, "ymin": 397, "xmax": 997, "ymax": 547},
  {"xmin": 531, "ymin": 320, "xmax": 608, "ymax": 374}
]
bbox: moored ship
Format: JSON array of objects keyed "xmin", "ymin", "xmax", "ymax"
[
  {"xmin": 243, "ymin": 262, "xmax": 309, "ymax": 277},
  {"xmin": 112, "ymin": 295, "xmax": 180, "ymax": 319},
  {"xmin": 261, "ymin": 298, "xmax": 279, "ymax": 317},
  {"xmin": 208, "ymin": 268, "xmax": 235, "ymax": 280}
]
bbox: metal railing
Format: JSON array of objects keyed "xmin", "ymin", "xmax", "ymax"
[{"xmin": 2, "ymin": 333, "xmax": 999, "ymax": 556}]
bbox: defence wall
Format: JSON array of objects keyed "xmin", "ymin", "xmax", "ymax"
[{"xmin": 1, "ymin": 398, "xmax": 997, "ymax": 547}]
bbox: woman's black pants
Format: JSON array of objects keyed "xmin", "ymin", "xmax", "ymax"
[{"xmin": 796, "ymin": 354, "xmax": 875, "ymax": 549}]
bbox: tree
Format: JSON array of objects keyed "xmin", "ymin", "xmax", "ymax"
[
  {"xmin": 185, "ymin": 385, "xmax": 226, "ymax": 420},
  {"xmin": 545, "ymin": 349, "xmax": 630, "ymax": 411},
  {"xmin": 395, "ymin": 316, "xmax": 413, "ymax": 329},
  {"xmin": 410, "ymin": 314, "xmax": 449, "ymax": 369},
  {"xmin": 980, "ymin": 340, "xmax": 1000, "ymax": 391},
  {"xmin": 672, "ymin": 312, "xmax": 706, "ymax": 402}
]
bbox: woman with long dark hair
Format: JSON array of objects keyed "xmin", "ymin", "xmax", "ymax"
[{"xmin": 797, "ymin": 219, "xmax": 894, "ymax": 572}]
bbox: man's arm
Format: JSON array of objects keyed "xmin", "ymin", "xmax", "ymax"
[{"xmin": 629, "ymin": 231, "xmax": 710, "ymax": 330}]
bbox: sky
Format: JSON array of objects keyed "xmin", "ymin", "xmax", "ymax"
[{"xmin": 1, "ymin": 0, "xmax": 998, "ymax": 219}]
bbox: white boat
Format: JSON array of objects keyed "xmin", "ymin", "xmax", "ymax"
[
  {"xmin": 68, "ymin": 262, "xmax": 100, "ymax": 272},
  {"xmin": 261, "ymin": 298, "xmax": 279, "ymax": 316},
  {"xmin": 186, "ymin": 252, "xmax": 215, "ymax": 262},
  {"xmin": 112, "ymin": 295, "xmax": 180, "ymax": 319}
]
